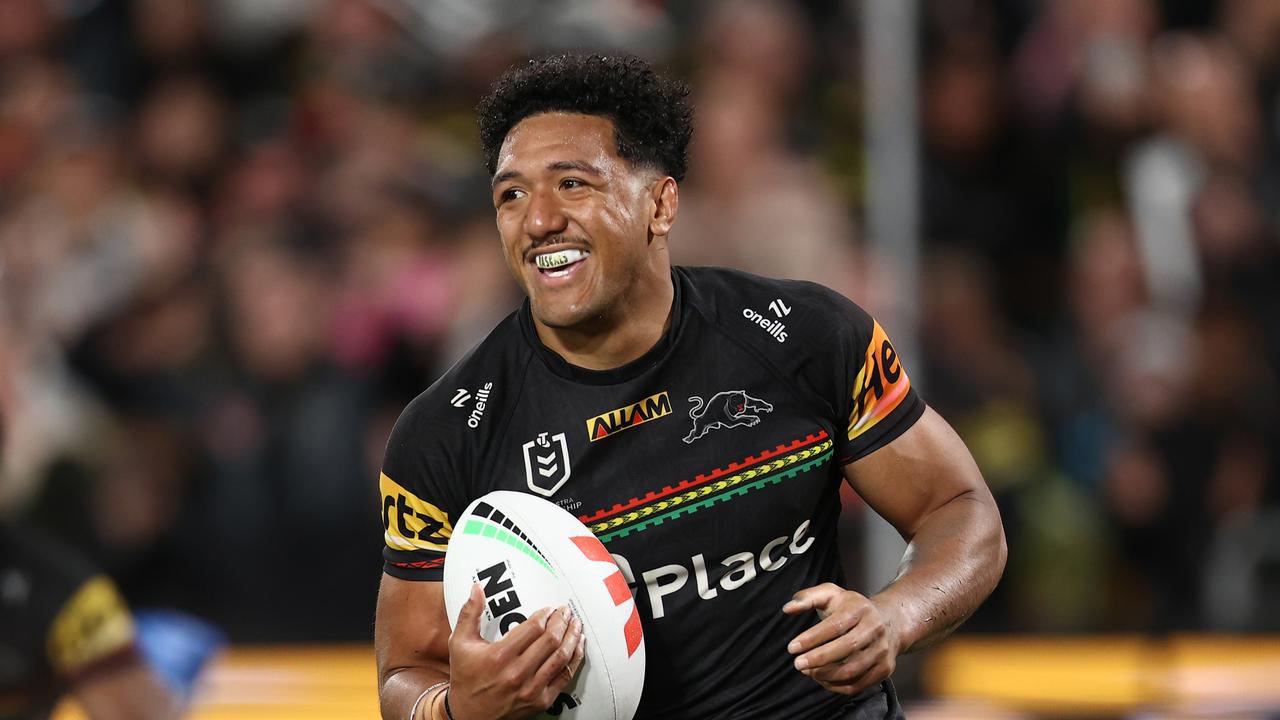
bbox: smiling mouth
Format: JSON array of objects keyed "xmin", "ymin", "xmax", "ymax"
[{"xmin": 534, "ymin": 248, "xmax": 590, "ymax": 277}]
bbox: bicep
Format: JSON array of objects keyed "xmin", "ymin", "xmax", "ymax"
[
  {"xmin": 375, "ymin": 574, "xmax": 451, "ymax": 691},
  {"xmin": 842, "ymin": 405, "xmax": 991, "ymax": 539}
]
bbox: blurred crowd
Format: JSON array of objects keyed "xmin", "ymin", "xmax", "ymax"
[{"xmin": 0, "ymin": 0, "xmax": 1277, "ymax": 642}]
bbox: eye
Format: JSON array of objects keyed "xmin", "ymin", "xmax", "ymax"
[
  {"xmin": 560, "ymin": 177, "xmax": 586, "ymax": 190},
  {"xmin": 496, "ymin": 187, "xmax": 524, "ymax": 205}
]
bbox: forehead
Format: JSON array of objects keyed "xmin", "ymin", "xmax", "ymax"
[{"xmin": 495, "ymin": 112, "xmax": 621, "ymax": 174}]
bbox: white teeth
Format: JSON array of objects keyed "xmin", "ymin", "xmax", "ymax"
[{"xmin": 535, "ymin": 249, "xmax": 588, "ymax": 270}]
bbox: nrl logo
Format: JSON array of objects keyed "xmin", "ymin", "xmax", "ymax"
[{"xmin": 522, "ymin": 432, "xmax": 571, "ymax": 497}]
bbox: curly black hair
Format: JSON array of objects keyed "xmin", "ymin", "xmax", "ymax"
[{"xmin": 477, "ymin": 53, "xmax": 694, "ymax": 182}]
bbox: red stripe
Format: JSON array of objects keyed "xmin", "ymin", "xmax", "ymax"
[
  {"xmin": 570, "ymin": 536, "xmax": 643, "ymax": 657},
  {"xmin": 603, "ymin": 571, "xmax": 631, "ymax": 606},
  {"xmin": 570, "ymin": 535, "xmax": 613, "ymax": 563},
  {"xmin": 624, "ymin": 607, "xmax": 643, "ymax": 657},
  {"xmin": 577, "ymin": 430, "xmax": 829, "ymax": 524},
  {"xmin": 392, "ymin": 558, "xmax": 445, "ymax": 570}
]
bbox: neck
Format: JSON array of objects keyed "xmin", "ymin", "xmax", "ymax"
[{"xmin": 534, "ymin": 269, "xmax": 675, "ymax": 371}]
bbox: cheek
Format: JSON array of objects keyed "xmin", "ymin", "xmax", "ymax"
[
  {"xmin": 590, "ymin": 198, "xmax": 647, "ymax": 252},
  {"xmin": 600, "ymin": 194, "xmax": 643, "ymax": 234},
  {"xmin": 494, "ymin": 225, "xmax": 526, "ymax": 280},
  {"xmin": 496, "ymin": 219, "xmax": 521, "ymax": 256}
]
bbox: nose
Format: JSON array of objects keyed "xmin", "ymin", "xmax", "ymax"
[{"xmin": 523, "ymin": 185, "xmax": 568, "ymax": 240}]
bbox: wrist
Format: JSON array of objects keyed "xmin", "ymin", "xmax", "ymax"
[
  {"xmin": 869, "ymin": 591, "xmax": 911, "ymax": 654},
  {"xmin": 411, "ymin": 681, "xmax": 449, "ymax": 720},
  {"xmin": 440, "ymin": 686, "xmax": 457, "ymax": 720}
]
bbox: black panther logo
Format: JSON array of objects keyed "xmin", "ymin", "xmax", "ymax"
[{"xmin": 683, "ymin": 391, "xmax": 774, "ymax": 444}]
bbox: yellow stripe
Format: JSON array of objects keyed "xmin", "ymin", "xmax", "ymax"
[
  {"xmin": 47, "ymin": 576, "xmax": 135, "ymax": 675},
  {"xmin": 589, "ymin": 440, "xmax": 832, "ymax": 534},
  {"xmin": 380, "ymin": 472, "xmax": 452, "ymax": 553}
]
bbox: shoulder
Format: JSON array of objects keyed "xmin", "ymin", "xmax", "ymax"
[
  {"xmin": 677, "ymin": 266, "xmax": 872, "ymax": 351},
  {"xmin": 1, "ymin": 524, "xmax": 98, "ymax": 600},
  {"xmin": 0, "ymin": 526, "xmax": 137, "ymax": 676},
  {"xmin": 391, "ymin": 310, "xmax": 528, "ymax": 440},
  {"xmin": 383, "ymin": 309, "xmax": 530, "ymax": 485}
]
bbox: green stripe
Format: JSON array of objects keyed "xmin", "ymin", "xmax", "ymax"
[
  {"xmin": 598, "ymin": 450, "xmax": 832, "ymax": 543},
  {"xmin": 460, "ymin": 519, "xmax": 555, "ymax": 575}
]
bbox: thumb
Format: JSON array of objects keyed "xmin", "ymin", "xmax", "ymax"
[
  {"xmin": 781, "ymin": 582, "xmax": 842, "ymax": 616},
  {"xmin": 453, "ymin": 582, "xmax": 487, "ymax": 641}
]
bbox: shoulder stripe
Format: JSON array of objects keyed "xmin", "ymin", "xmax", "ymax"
[
  {"xmin": 848, "ymin": 320, "xmax": 912, "ymax": 442},
  {"xmin": 47, "ymin": 576, "xmax": 135, "ymax": 676},
  {"xmin": 381, "ymin": 473, "xmax": 452, "ymax": 553}
]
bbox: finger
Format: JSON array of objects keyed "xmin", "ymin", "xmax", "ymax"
[
  {"xmin": 811, "ymin": 661, "xmax": 889, "ymax": 696},
  {"xmin": 794, "ymin": 630, "xmax": 863, "ymax": 672},
  {"xmin": 797, "ymin": 617, "xmax": 887, "ymax": 671},
  {"xmin": 568, "ymin": 623, "xmax": 586, "ymax": 676},
  {"xmin": 787, "ymin": 605, "xmax": 867, "ymax": 658},
  {"xmin": 532, "ymin": 611, "xmax": 582, "ymax": 690},
  {"xmin": 498, "ymin": 605, "xmax": 571, "ymax": 682},
  {"xmin": 453, "ymin": 583, "xmax": 487, "ymax": 641},
  {"xmin": 808, "ymin": 655, "xmax": 890, "ymax": 696},
  {"xmin": 489, "ymin": 605, "xmax": 556, "ymax": 657},
  {"xmin": 781, "ymin": 583, "xmax": 842, "ymax": 616},
  {"xmin": 559, "ymin": 615, "xmax": 584, "ymax": 681},
  {"xmin": 807, "ymin": 644, "xmax": 880, "ymax": 684}
]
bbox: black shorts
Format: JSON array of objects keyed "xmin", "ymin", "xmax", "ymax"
[{"xmin": 831, "ymin": 680, "xmax": 906, "ymax": 720}]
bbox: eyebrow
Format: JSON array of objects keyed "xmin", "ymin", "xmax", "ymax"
[{"xmin": 491, "ymin": 160, "xmax": 605, "ymax": 188}]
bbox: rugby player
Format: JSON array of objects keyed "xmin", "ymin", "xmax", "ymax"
[
  {"xmin": 375, "ymin": 53, "xmax": 1006, "ymax": 720},
  {"xmin": 0, "ymin": 382, "xmax": 179, "ymax": 719}
]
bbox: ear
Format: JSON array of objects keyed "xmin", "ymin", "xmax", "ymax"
[{"xmin": 647, "ymin": 177, "xmax": 679, "ymax": 238}]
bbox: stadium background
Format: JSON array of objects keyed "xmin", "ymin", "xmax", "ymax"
[{"xmin": 0, "ymin": 0, "xmax": 1277, "ymax": 717}]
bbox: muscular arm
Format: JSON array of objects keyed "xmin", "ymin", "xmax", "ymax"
[
  {"xmin": 375, "ymin": 574, "xmax": 584, "ymax": 720},
  {"xmin": 784, "ymin": 406, "xmax": 1005, "ymax": 693},
  {"xmin": 376, "ymin": 575, "xmax": 451, "ymax": 719},
  {"xmin": 847, "ymin": 405, "xmax": 1006, "ymax": 652}
]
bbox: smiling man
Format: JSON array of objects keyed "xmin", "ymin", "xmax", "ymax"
[{"xmin": 375, "ymin": 53, "xmax": 1006, "ymax": 720}]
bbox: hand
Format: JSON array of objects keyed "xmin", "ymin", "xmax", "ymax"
[
  {"xmin": 446, "ymin": 584, "xmax": 586, "ymax": 720},
  {"xmin": 781, "ymin": 583, "xmax": 901, "ymax": 696}
]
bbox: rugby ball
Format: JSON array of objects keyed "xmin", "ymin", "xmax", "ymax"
[{"xmin": 443, "ymin": 491, "xmax": 645, "ymax": 720}]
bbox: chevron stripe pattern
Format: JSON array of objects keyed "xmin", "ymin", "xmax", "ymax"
[{"xmin": 579, "ymin": 431, "xmax": 833, "ymax": 543}]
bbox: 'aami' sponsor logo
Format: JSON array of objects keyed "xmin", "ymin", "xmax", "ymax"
[
  {"xmin": 742, "ymin": 307, "xmax": 788, "ymax": 343},
  {"xmin": 586, "ymin": 391, "xmax": 672, "ymax": 442},
  {"xmin": 612, "ymin": 518, "xmax": 816, "ymax": 619}
]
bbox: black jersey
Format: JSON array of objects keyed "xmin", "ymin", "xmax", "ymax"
[
  {"xmin": 381, "ymin": 266, "xmax": 924, "ymax": 719},
  {"xmin": 0, "ymin": 525, "xmax": 140, "ymax": 720}
]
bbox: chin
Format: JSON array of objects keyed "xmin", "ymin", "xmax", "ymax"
[
  {"xmin": 531, "ymin": 302, "xmax": 586, "ymax": 330},
  {"xmin": 531, "ymin": 298, "xmax": 606, "ymax": 331}
]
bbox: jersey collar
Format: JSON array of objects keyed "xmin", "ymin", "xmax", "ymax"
[{"xmin": 518, "ymin": 270, "xmax": 685, "ymax": 385}]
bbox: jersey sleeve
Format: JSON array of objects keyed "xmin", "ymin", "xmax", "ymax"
[
  {"xmin": 836, "ymin": 310, "xmax": 924, "ymax": 463},
  {"xmin": 46, "ymin": 575, "xmax": 139, "ymax": 682},
  {"xmin": 781, "ymin": 285, "xmax": 923, "ymax": 465},
  {"xmin": 379, "ymin": 392, "xmax": 469, "ymax": 582}
]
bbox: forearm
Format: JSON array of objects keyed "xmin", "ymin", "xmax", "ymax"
[
  {"xmin": 872, "ymin": 491, "xmax": 1006, "ymax": 653},
  {"xmin": 376, "ymin": 575, "xmax": 455, "ymax": 720},
  {"xmin": 380, "ymin": 667, "xmax": 450, "ymax": 720}
]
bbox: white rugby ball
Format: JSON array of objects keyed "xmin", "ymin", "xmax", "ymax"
[{"xmin": 443, "ymin": 490, "xmax": 645, "ymax": 720}]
